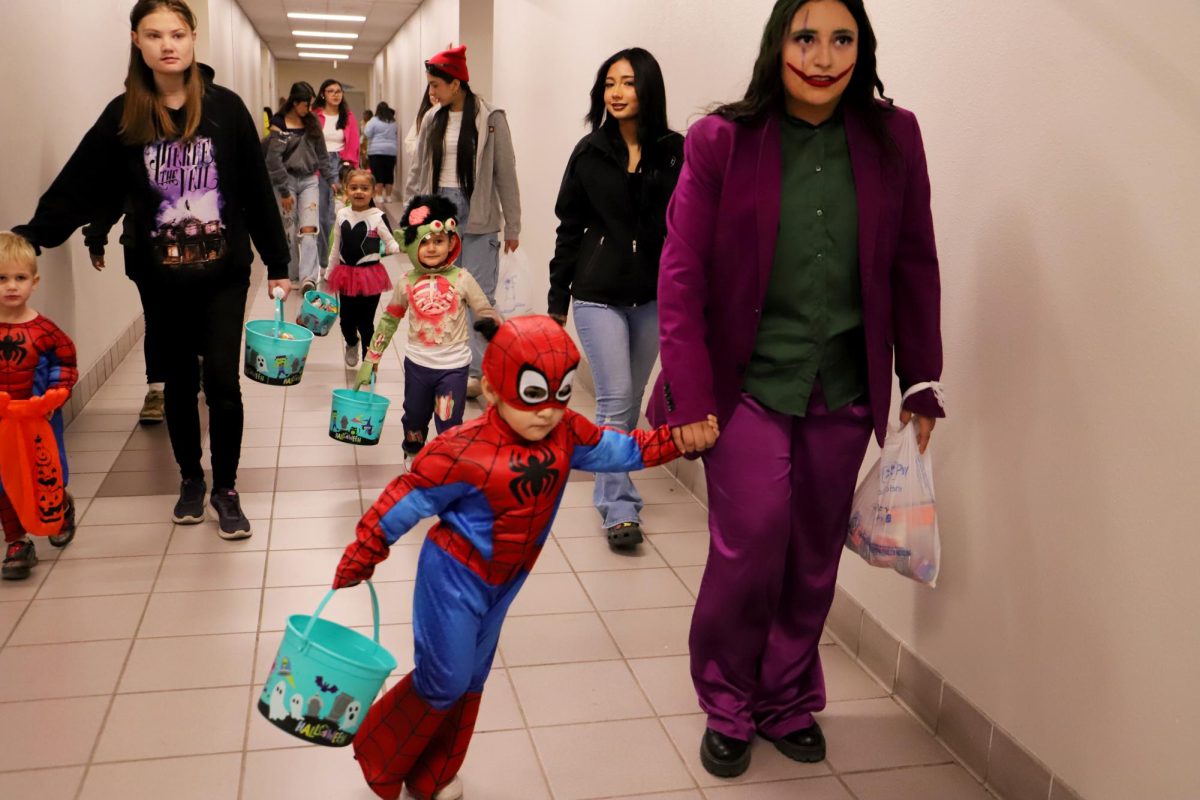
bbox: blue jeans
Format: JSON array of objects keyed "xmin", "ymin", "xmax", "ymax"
[
  {"xmin": 318, "ymin": 154, "xmax": 340, "ymax": 268},
  {"xmin": 276, "ymin": 173, "xmax": 320, "ymax": 284},
  {"xmin": 437, "ymin": 187, "xmax": 499, "ymax": 378},
  {"xmin": 572, "ymin": 300, "xmax": 660, "ymax": 528}
]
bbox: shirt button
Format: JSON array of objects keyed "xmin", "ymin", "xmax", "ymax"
[
  {"xmin": 816, "ymin": 209, "xmax": 824, "ymax": 217},
  {"xmin": 815, "ymin": 165, "xmax": 823, "ymax": 173},
  {"xmin": 817, "ymin": 253, "xmax": 824, "ymax": 259}
]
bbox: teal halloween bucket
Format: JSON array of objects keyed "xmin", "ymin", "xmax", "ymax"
[
  {"xmin": 244, "ymin": 292, "xmax": 314, "ymax": 386},
  {"xmin": 329, "ymin": 376, "xmax": 390, "ymax": 446},
  {"xmin": 258, "ymin": 581, "xmax": 396, "ymax": 747},
  {"xmin": 297, "ymin": 289, "xmax": 339, "ymax": 337}
]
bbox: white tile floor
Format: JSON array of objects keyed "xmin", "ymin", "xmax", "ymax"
[{"xmin": 0, "ymin": 247, "xmax": 998, "ymax": 798}]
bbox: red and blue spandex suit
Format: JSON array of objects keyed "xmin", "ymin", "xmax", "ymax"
[
  {"xmin": 0, "ymin": 317, "xmax": 77, "ymax": 542},
  {"xmin": 333, "ymin": 316, "xmax": 679, "ymax": 800}
]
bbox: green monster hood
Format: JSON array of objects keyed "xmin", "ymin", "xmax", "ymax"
[{"xmin": 399, "ymin": 194, "xmax": 463, "ymax": 273}]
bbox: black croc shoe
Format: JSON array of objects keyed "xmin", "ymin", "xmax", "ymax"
[
  {"xmin": 699, "ymin": 727, "xmax": 751, "ymax": 778},
  {"xmin": 767, "ymin": 721, "xmax": 826, "ymax": 763},
  {"xmin": 2, "ymin": 538, "xmax": 38, "ymax": 581},
  {"xmin": 606, "ymin": 521, "xmax": 644, "ymax": 550},
  {"xmin": 48, "ymin": 492, "xmax": 76, "ymax": 548}
]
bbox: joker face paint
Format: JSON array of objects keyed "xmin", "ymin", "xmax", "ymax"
[{"xmin": 781, "ymin": 0, "xmax": 859, "ymax": 124}]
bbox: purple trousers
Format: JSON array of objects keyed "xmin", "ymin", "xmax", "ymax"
[{"xmin": 692, "ymin": 388, "xmax": 873, "ymax": 741}]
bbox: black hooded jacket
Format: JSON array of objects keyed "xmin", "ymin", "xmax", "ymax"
[
  {"xmin": 547, "ymin": 124, "xmax": 684, "ymax": 316},
  {"xmin": 15, "ymin": 64, "xmax": 289, "ymax": 284}
]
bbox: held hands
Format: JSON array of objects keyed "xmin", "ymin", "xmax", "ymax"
[
  {"xmin": 280, "ymin": 195, "xmax": 295, "ymax": 214},
  {"xmin": 899, "ymin": 409, "xmax": 936, "ymax": 454},
  {"xmin": 89, "ymin": 252, "xmax": 106, "ymax": 271},
  {"xmin": 548, "ymin": 312, "xmax": 567, "ymax": 327},
  {"xmin": 670, "ymin": 414, "xmax": 721, "ymax": 455},
  {"xmin": 503, "ymin": 239, "xmax": 519, "ymax": 254}
]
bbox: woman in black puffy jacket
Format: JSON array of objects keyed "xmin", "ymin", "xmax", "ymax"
[{"xmin": 547, "ymin": 47, "xmax": 684, "ymax": 550}]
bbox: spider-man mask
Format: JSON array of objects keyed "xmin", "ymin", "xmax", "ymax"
[{"xmin": 482, "ymin": 316, "xmax": 580, "ymax": 410}]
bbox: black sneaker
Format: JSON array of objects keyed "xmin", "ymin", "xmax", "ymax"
[
  {"xmin": 48, "ymin": 492, "xmax": 76, "ymax": 548},
  {"xmin": 2, "ymin": 538, "xmax": 38, "ymax": 580},
  {"xmin": 210, "ymin": 488, "xmax": 251, "ymax": 540},
  {"xmin": 173, "ymin": 478, "xmax": 207, "ymax": 524}
]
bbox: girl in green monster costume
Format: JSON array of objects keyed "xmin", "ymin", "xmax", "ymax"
[{"xmin": 356, "ymin": 195, "xmax": 501, "ymax": 465}]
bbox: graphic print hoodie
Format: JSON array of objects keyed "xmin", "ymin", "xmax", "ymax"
[{"xmin": 15, "ymin": 65, "xmax": 288, "ymax": 283}]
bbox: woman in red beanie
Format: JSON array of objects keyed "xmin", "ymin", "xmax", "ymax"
[{"xmin": 406, "ymin": 44, "xmax": 522, "ymax": 398}]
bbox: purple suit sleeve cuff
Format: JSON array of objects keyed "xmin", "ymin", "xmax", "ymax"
[{"xmin": 901, "ymin": 387, "xmax": 946, "ymax": 419}]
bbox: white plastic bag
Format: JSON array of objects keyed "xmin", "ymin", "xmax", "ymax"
[
  {"xmin": 846, "ymin": 383, "xmax": 943, "ymax": 586},
  {"xmin": 494, "ymin": 249, "xmax": 536, "ymax": 319}
]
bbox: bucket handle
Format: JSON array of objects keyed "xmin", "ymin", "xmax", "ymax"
[
  {"xmin": 272, "ymin": 286, "xmax": 285, "ymax": 338},
  {"xmin": 302, "ymin": 580, "xmax": 383, "ymax": 645}
]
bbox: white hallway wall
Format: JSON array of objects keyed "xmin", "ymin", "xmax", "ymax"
[
  {"xmin": 374, "ymin": 0, "xmax": 460, "ymax": 192},
  {"xmin": 0, "ymin": 0, "xmax": 272, "ymax": 377},
  {"xmin": 484, "ymin": 2, "xmax": 1198, "ymax": 800}
]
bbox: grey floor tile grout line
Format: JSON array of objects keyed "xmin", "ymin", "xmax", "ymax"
[{"xmin": 70, "ymin": 527, "xmax": 167, "ymax": 800}]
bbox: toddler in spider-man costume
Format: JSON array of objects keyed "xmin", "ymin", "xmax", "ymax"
[{"xmin": 333, "ymin": 315, "xmax": 717, "ymax": 800}]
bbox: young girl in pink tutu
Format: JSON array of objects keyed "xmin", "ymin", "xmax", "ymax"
[{"xmin": 326, "ymin": 169, "xmax": 401, "ymax": 367}]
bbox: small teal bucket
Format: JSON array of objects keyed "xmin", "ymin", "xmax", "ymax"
[
  {"xmin": 297, "ymin": 289, "xmax": 339, "ymax": 337},
  {"xmin": 329, "ymin": 376, "xmax": 391, "ymax": 446},
  {"xmin": 258, "ymin": 581, "xmax": 397, "ymax": 747},
  {"xmin": 244, "ymin": 294, "xmax": 314, "ymax": 386}
]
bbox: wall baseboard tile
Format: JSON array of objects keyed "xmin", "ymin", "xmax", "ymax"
[
  {"xmin": 823, "ymin": 584, "xmax": 1085, "ymax": 799},
  {"xmin": 61, "ymin": 314, "xmax": 145, "ymax": 428}
]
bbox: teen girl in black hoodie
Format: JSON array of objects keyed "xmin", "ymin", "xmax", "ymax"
[
  {"xmin": 547, "ymin": 48, "xmax": 684, "ymax": 550},
  {"xmin": 13, "ymin": 0, "xmax": 290, "ymax": 540}
]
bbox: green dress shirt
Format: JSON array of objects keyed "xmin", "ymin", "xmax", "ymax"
[{"xmin": 743, "ymin": 112, "xmax": 868, "ymax": 416}]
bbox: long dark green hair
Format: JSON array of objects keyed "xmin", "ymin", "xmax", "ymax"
[{"xmin": 714, "ymin": 0, "xmax": 895, "ymax": 151}]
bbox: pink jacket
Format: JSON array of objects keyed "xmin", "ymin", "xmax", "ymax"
[{"xmin": 315, "ymin": 107, "xmax": 360, "ymax": 167}]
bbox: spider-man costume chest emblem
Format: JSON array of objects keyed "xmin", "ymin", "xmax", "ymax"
[
  {"xmin": 0, "ymin": 332, "xmax": 29, "ymax": 365},
  {"xmin": 508, "ymin": 447, "xmax": 559, "ymax": 502}
]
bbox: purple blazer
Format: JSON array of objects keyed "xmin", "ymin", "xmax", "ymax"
[{"xmin": 647, "ymin": 105, "xmax": 944, "ymax": 445}]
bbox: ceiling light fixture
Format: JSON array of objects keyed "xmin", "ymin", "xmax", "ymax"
[
  {"xmin": 287, "ymin": 13, "xmax": 367, "ymax": 22},
  {"xmin": 295, "ymin": 43, "xmax": 354, "ymax": 50},
  {"xmin": 298, "ymin": 53, "xmax": 350, "ymax": 60},
  {"xmin": 292, "ymin": 30, "xmax": 358, "ymax": 39}
]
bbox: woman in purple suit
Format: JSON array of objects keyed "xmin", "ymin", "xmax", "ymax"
[{"xmin": 647, "ymin": 0, "xmax": 945, "ymax": 778}]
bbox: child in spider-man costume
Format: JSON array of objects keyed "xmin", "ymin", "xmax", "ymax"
[
  {"xmin": 0, "ymin": 232, "xmax": 79, "ymax": 581},
  {"xmin": 333, "ymin": 315, "xmax": 717, "ymax": 800}
]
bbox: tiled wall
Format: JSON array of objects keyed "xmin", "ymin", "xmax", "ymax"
[
  {"xmin": 662, "ymin": 454, "xmax": 1086, "ymax": 800},
  {"xmin": 62, "ymin": 315, "xmax": 145, "ymax": 427}
]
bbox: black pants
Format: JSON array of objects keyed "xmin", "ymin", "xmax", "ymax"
[
  {"xmin": 401, "ymin": 358, "xmax": 469, "ymax": 455},
  {"xmin": 163, "ymin": 279, "xmax": 248, "ymax": 490},
  {"xmin": 339, "ymin": 293, "xmax": 381, "ymax": 355},
  {"xmin": 131, "ymin": 271, "xmax": 170, "ymax": 384}
]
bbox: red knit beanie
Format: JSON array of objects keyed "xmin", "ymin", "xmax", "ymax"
[{"xmin": 426, "ymin": 45, "xmax": 469, "ymax": 84}]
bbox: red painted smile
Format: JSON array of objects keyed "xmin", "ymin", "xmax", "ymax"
[{"xmin": 787, "ymin": 62, "xmax": 855, "ymax": 88}]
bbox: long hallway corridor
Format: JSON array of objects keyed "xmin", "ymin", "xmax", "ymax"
[{"xmin": 0, "ymin": 248, "xmax": 993, "ymax": 798}]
